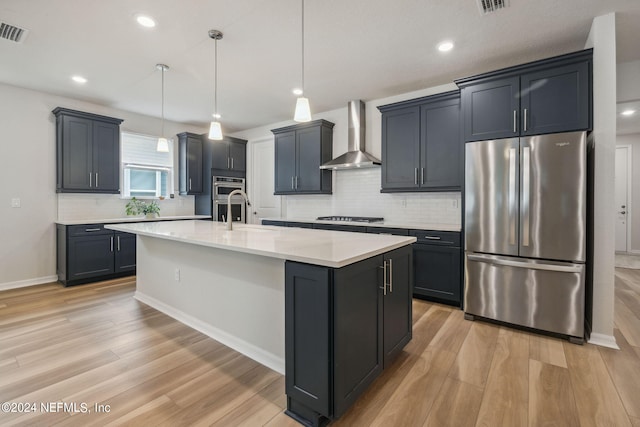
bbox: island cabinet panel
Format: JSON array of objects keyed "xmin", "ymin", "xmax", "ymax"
[
  {"xmin": 53, "ymin": 107, "xmax": 123, "ymax": 193},
  {"xmin": 284, "ymin": 245, "xmax": 413, "ymax": 426},
  {"xmin": 379, "ymin": 91, "xmax": 461, "ymax": 192},
  {"xmin": 178, "ymin": 132, "xmax": 203, "ymax": 195},
  {"xmin": 272, "ymin": 119, "xmax": 334, "ymax": 195},
  {"xmin": 57, "ymin": 224, "xmax": 136, "ymax": 286},
  {"xmin": 457, "ymin": 49, "xmax": 592, "ymax": 141}
]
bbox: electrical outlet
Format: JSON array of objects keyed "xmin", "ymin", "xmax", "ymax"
[
  {"xmin": 174, "ymin": 268, "xmax": 180, "ymax": 282},
  {"xmin": 11, "ymin": 198, "xmax": 20, "ymax": 208}
]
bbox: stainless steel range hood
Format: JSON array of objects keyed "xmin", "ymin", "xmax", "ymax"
[{"xmin": 320, "ymin": 100, "xmax": 381, "ymax": 170}]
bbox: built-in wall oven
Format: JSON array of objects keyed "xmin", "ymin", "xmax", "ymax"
[{"xmin": 213, "ymin": 176, "xmax": 246, "ymax": 223}]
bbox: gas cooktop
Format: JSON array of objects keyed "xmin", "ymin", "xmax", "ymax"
[{"xmin": 316, "ymin": 216, "xmax": 384, "ymax": 223}]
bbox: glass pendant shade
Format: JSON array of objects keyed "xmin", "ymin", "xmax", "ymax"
[
  {"xmin": 294, "ymin": 97, "xmax": 311, "ymax": 122},
  {"xmin": 209, "ymin": 121, "xmax": 223, "ymax": 140},
  {"xmin": 156, "ymin": 137, "xmax": 169, "ymax": 152}
]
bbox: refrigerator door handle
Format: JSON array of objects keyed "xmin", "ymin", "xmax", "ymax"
[
  {"xmin": 467, "ymin": 254, "xmax": 583, "ymax": 273},
  {"xmin": 522, "ymin": 146, "xmax": 531, "ymax": 247},
  {"xmin": 508, "ymin": 148, "xmax": 517, "ymax": 246}
]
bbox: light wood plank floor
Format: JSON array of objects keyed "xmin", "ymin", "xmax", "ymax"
[{"xmin": 1, "ymin": 269, "xmax": 639, "ymax": 426}]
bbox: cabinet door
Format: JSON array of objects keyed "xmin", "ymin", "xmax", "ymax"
[
  {"xmin": 93, "ymin": 121, "xmax": 120, "ymax": 192},
  {"xmin": 382, "ymin": 246, "xmax": 412, "ymax": 366},
  {"xmin": 229, "ymin": 140, "xmax": 246, "ymax": 172},
  {"xmin": 333, "ymin": 255, "xmax": 383, "ymax": 418},
  {"xmin": 381, "ymin": 106, "xmax": 420, "ymax": 190},
  {"xmin": 68, "ymin": 234, "xmax": 115, "ymax": 280},
  {"xmin": 61, "ymin": 115, "xmax": 93, "ymax": 190},
  {"xmin": 421, "ymin": 101, "xmax": 461, "ymax": 190},
  {"xmin": 296, "ymin": 127, "xmax": 322, "ymax": 192},
  {"xmin": 114, "ymin": 232, "xmax": 136, "ymax": 273},
  {"xmin": 462, "ymin": 76, "xmax": 520, "ymax": 141},
  {"xmin": 211, "ymin": 140, "xmax": 229, "ymax": 170},
  {"xmin": 187, "ymin": 136, "xmax": 203, "ymax": 194},
  {"xmin": 413, "ymin": 244, "xmax": 461, "ymax": 305},
  {"xmin": 520, "ymin": 61, "xmax": 590, "ymax": 135},
  {"xmin": 274, "ymin": 131, "xmax": 296, "ymax": 194}
]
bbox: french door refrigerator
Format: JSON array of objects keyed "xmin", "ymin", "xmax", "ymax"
[{"xmin": 464, "ymin": 131, "xmax": 587, "ymax": 343}]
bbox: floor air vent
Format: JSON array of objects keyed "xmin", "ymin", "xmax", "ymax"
[
  {"xmin": 0, "ymin": 21, "xmax": 29, "ymax": 43},
  {"xmin": 476, "ymin": 0, "xmax": 509, "ymax": 14}
]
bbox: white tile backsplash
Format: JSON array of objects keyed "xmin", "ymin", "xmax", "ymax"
[
  {"xmin": 283, "ymin": 168, "xmax": 461, "ymax": 225},
  {"xmin": 57, "ymin": 193, "xmax": 194, "ymax": 221}
]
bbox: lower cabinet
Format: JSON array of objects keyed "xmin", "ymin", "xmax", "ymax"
[
  {"xmin": 284, "ymin": 245, "xmax": 412, "ymax": 426},
  {"xmin": 411, "ymin": 230, "xmax": 462, "ymax": 306},
  {"xmin": 57, "ymin": 224, "xmax": 136, "ymax": 286}
]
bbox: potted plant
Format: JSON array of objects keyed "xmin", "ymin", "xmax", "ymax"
[{"xmin": 126, "ymin": 197, "xmax": 161, "ymax": 218}]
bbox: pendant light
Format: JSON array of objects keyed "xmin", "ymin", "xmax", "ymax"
[
  {"xmin": 208, "ymin": 29, "xmax": 224, "ymax": 140},
  {"xmin": 294, "ymin": 0, "xmax": 311, "ymax": 122},
  {"xmin": 156, "ymin": 64, "xmax": 170, "ymax": 152}
]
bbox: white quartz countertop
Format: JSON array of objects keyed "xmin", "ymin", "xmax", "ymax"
[
  {"xmin": 261, "ymin": 217, "xmax": 461, "ymax": 232},
  {"xmin": 105, "ymin": 220, "xmax": 416, "ymax": 268},
  {"xmin": 56, "ymin": 215, "xmax": 211, "ymax": 225}
]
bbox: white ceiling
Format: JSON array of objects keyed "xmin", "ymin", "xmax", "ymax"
[{"xmin": 1, "ymin": 0, "xmax": 639, "ymax": 133}]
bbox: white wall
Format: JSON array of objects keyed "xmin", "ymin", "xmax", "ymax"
[
  {"xmin": 233, "ymin": 83, "xmax": 462, "ymax": 226},
  {"xmin": 616, "ymin": 60, "xmax": 640, "ymax": 103},
  {"xmin": 585, "ymin": 13, "xmax": 618, "ymax": 347},
  {"xmin": 0, "ymin": 83, "xmax": 205, "ymax": 289},
  {"xmin": 617, "ymin": 133, "xmax": 640, "ymax": 252}
]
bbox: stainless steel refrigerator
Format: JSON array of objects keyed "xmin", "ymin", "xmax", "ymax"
[{"xmin": 464, "ymin": 131, "xmax": 587, "ymax": 342}]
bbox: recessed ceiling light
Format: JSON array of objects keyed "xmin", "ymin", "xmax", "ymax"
[
  {"xmin": 437, "ymin": 41, "xmax": 454, "ymax": 52},
  {"xmin": 621, "ymin": 109, "xmax": 636, "ymax": 116},
  {"xmin": 212, "ymin": 113, "xmax": 221, "ymax": 119},
  {"xmin": 292, "ymin": 88, "xmax": 303, "ymax": 96},
  {"xmin": 136, "ymin": 15, "xmax": 156, "ymax": 28},
  {"xmin": 71, "ymin": 75, "xmax": 87, "ymax": 84}
]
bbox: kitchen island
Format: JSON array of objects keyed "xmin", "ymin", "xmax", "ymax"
[{"xmin": 105, "ymin": 220, "xmax": 416, "ymax": 426}]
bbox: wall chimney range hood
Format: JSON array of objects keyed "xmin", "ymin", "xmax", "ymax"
[{"xmin": 320, "ymin": 100, "xmax": 381, "ymax": 170}]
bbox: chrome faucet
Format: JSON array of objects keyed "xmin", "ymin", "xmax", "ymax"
[{"xmin": 226, "ymin": 189, "xmax": 251, "ymax": 230}]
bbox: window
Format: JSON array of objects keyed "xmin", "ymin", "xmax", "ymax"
[{"xmin": 121, "ymin": 132, "xmax": 174, "ymax": 198}]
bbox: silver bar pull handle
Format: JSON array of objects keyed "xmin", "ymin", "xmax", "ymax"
[
  {"xmin": 508, "ymin": 148, "xmax": 516, "ymax": 246},
  {"xmin": 467, "ymin": 253, "xmax": 583, "ymax": 273},
  {"xmin": 95, "ymin": 173, "xmax": 98, "ymax": 187},
  {"xmin": 85, "ymin": 228, "xmax": 101, "ymax": 232},
  {"xmin": 227, "ymin": 158, "xmax": 230, "ymax": 169},
  {"xmin": 414, "ymin": 168, "xmax": 418, "ymax": 185},
  {"xmin": 421, "ymin": 167, "xmax": 424, "ymax": 185},
  {"xmin": 379, "ymin": 262, "xmax": 387, "ymax": 296},
  {"xmin": 117, "ymin": 235, "xmax": 121, "ymax": 251},
  {"xmin": 189, "ymin": 178, "xmax": 192, "ymax": 191},
  {"xmin": 513, "ymin": 110, "xmax": 517, "ymax": 133},
  {"xmin": 389, "ymin": 259, "xmax": 393, "ymax": 293},
  {"xmin": 423, "ymin": 235, "xmax": 441, "ymax": 240},
  {"xmin": 231, "ymin": 158, "xmax": 234, "ymax": 169},
  {"xmin": 89, "ymin": 173, "xmax": 92, "ymax": 187},
  {"xmin": 110, "ymin": 236, "xmax": 114, "ymax": 252},
  {"xmin": 523, "ymin": 108, "xmax": 528, "ymax": 132},
  {"xmin": 522, "ymin": 146, "xmax": 531, "ymax": 247},
  {"xmin": 295, "ymin": 176, "xmax": 298, "ymax": 189},
  {"xmin": 291, "ymin": 176, "xmax": 294, "ymax": 190}
]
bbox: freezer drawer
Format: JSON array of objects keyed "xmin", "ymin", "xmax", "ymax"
[{"xmin": 464, "ymin": 253, "xmax": 585, "ymax": 338}]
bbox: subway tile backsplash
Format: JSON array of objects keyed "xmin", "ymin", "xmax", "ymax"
[
  {"xmin": 57, "ymin": 193, "xmax": 194, "ymax": 221},
  {"xmin": 284, "ymin": 168, "xmax": 461, "ymax": 226}
]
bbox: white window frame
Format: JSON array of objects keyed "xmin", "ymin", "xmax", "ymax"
[{"xmin": 120, "ymin": 132, "xmax": 174, "ymax": 199}]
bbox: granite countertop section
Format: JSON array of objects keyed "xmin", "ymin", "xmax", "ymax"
[
  {"xmin": 261, "ymin": 217, "xmax": 461, "ymax": 232},
  {"xmin": 56, "ymin": 215, "xmax": 212, "ymax": 226},
  {"xmin": 105, "ymin": 220, "xmax": 416, "ymax": 268}
]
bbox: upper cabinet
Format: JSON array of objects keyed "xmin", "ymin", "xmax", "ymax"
[
  {"xmin": 53, "ymin": 108, "xmax": 123, "ymax": 193},
  {"xmin": 272, "ymin": 119, "xmax": 334, "ymax": 195},
  {"xmin": 378, "ymin": 91, "xmax": 461, "ymax": 192},
  {"xmin": 177, "ymin": 132, "xmax": 203, "ymax": 195},
  {"xmin": 211, "ymin": 136, "xmax": 247, "ymax": 176},
  {"xmin": 456, "ymin": 49, "xmax": 592, "ymax": 142}
]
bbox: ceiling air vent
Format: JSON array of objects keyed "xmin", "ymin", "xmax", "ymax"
[
  {"xmin": 0, "ymin": 21, "xmax": 29, "ymax": 43},
  {"xmin": 476, "ymin": 0, "xmax": 509, "ymax": 15}
]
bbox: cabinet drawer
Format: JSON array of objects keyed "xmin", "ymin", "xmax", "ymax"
[
  {"xmin": 67, "ymin": 224, "xmax": 113, "ymax": 236},
  {"xmin": 410, "ymin": 230, "xmax": 460, "ymax": 246},
  {"xmin": 366, "ymin": 227, "xmax": 409, "ymax": 236}
]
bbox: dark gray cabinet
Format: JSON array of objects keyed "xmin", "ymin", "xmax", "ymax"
[
  {"xmin": 285, "ymin": 245, "xmax": 412, "ymax": 426},
  {"xmin": 178, "ymin": 132, "xmax": 203, "ymax": 195},
  {"xmin": 378, "ymin": 91, "xmax": 461, "ymax": 192},
  {"xmin": 457, "ymin": 49, "xmax": 592, "ymax": 142},
  {"xmin": 211, "ymin": 136, "xmax": 247, "ymax": 175},
  {"xmin": 57, "ymin": 224, "xmax": 136, "ymax": 286},
  {"xmin": 272, "ymin": 120, "xmax": 334, "ymax": 195},
  {"xmin": 411, "ymin": 230, "xmax": 462, "ymax": 306},
  {"xmin": 53, "ymin": 108, "xmax": 123, "ymax": 193},
  {"xmin": 312, "ymin": 223, "xmax": 366, "ymax": 233}
]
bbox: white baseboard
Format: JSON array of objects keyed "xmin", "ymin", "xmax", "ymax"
[
  {"xmin": 0, "ymin": 275, "xmax": 58, "ymax": 291},
  {"xmin": 134, "ymin": 291, "xmax": 285, "ymax": 375},
  {"xmin": 631, "ymin": 249, "xmax": 640, "ymax": 255},
  {"xmin": 588, "ymin": 333, "xmax": 619, "ymax": 349}
]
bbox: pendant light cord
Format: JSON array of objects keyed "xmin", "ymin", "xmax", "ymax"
[
  {"xmin": 161, "ymin": 66, "xmax": 165, "ymax": 137},
  {"xmin": 214, "ymin": 36, "xmax": 218, "ymax": 116},
  {"xmin": 301, "ymin": 0, "xmax": 305, "ymax": 94}
]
